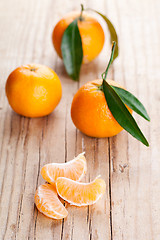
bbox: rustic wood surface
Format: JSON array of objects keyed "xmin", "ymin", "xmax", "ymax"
[{"xmin": 0, "ymin": 0, "xmax": 159, "ymax": 239}]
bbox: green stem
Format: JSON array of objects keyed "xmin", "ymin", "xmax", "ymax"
[
  {"xmin": 79, "ymin": 4, "xmax": 84, "ymax": 21},
  {"xmin": 102, "ymin": 41, "xmax": 116, "ymax": 81}
]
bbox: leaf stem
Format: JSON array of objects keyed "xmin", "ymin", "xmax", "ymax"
[
  {"xmin": 79, "ymin": 4, "xmax": 84, "ymax": 21},
  {"xmin": 102, "ymin": 41, "xmax": 116, "ymax": 81}
]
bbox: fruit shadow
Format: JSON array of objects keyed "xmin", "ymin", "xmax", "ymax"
[{"xmin": 6, "ymin": 109, "xmax": 58, "ymax": 147}]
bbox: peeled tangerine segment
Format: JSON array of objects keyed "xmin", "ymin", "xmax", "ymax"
[
  {"xmin": 56, "ymin": 177, "xmax": 106, "ymax": 206},
  {"xmin": 41, "ymin": 152, "xmax": 86, "ymax": 184},
  {"xmin": 35, "ymin": 183, "xmax": 68, "ymax": 219}
]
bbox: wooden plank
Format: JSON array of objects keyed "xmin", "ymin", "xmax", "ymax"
[
  {"xmin": 106, "ymin": 0, "xmax": 160, "ymax": 239},
  {"xmin": 53, "ymin": 1, "xmax": 111, "ymax": 239},
  {"xmin": 0, "ymin": 0, "xmax": 64, "ymax": 239}
]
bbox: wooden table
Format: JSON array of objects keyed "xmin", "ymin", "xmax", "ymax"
[{"xmin": 0, "ymin": 0, "xmax": 159, "ymax": 239}]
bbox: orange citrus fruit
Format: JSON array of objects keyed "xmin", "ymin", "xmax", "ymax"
[
  {"xmin": 5, "ymin": 64, "xmax": 62, "ymax": 118},
  {"xmin": 41, "ymin": 152, "xmax": 87, "ymax": 184},
  {"xmin": 35, "ymin": 183, "xmax": 68, "ymax": 219},
  {"xmin": 71, "ymin": 79, "xmax": 132, "ymax": 138},
  {"xmin": 52, "ymin": 11, "xmax": 105, "ymax": 64},
  {"xmin": 56, "ymin": 176, "xmax": 106, "ymax": 206}
]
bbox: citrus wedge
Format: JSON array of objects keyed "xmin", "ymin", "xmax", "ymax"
[
  {"xmin": 41, "ymin": 152, "xmax": 86, "ymax": 184},
  {"xmin": 35, "ymin": 183, "xmax": 68, "ymax": 219},
  {"xmin": 56, "ymin": 177, "xmax": 106, "ymax": 206}
]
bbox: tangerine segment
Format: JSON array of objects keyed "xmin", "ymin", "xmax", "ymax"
[
  {"xmin": 41, "ymin": 153, "xmax": 86, "ymax": 185},
  {"xmin": 52, "ymin": 11, "xmax": 105, "ymax": 64},
  {"xmin": 35, "ymin": 184, "xmax": 68, "ymax": 219},
  {"xmin": 56, "ymin": 177, "xmax": 106, "ymax": 206}
]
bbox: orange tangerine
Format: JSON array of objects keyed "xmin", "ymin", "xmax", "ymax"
[
  {"xmin": 5, "ymin": 64, "xmax": 62, "ymax": 118},
  {"xmin": 52, "ymin": 11, "xmax": 105, "ymax": 64},
  {"xmin": 71, "ymin": 79, "xmax": 132, "ymax": 138}
]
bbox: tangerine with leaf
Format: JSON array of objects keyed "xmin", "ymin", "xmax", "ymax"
[
  {"xmin": 71, "ymin": 42, "xmax": 150, "ymax": 146},
  {"xmin": 52, "ymin": 4, "xmax": 118, "ymax": 80},
  {"xmin": 52, "ymin": 10, "xmax": 105, "ymax": 63}
]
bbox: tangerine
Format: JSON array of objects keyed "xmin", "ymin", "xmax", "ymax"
[
  {"xmin": 52, "ymin": 11, "xmax": 105, "ymax": 64},
  {"xmin": 5, "ymin": 64, "xmax": 62, "ymax": 118},
  {"xmin": 71, "ymin": 79, "xmax": 132, "ymax": 138}
]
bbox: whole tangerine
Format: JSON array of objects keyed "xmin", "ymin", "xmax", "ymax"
[
  {"xmin": 52, "ymin": 11, "xmax": 105, "ymax": 64},
  {"xmin": 71, "ymin": 79, "xmax": 132, "ymax": 138},
  {"xmin": 5, "ymin": 64, "xmax": 62, "ymax": 118}
]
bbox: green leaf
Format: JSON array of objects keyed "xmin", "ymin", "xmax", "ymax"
[
  {"xmin": 102, "ymin": 80, "xmax": 149, "ymax": 146},
  {"xmin": 111, "ymin": 86, "xmax": 150, "ymax": 121},
  {"xmin": 89, "ymin": 9, "xmax": 118, "ymax": 61},
  {"xmin": 61, "ymin": 19, "xmax": 83, "ymax": 81}
]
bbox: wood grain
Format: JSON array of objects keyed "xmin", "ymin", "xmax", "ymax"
[{"xmin": 0, "ymin": 0, "xmax": 159, "ymax": 239}]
